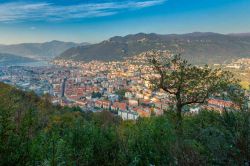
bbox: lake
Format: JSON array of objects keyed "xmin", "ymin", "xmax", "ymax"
[{"xmin": 0, "ymin": 61, "xmax": 51, "ymax": 67}]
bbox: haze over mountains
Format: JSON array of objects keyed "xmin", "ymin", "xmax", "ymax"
[
  {"xmin": 58, "ymin": 32, "xmax": 250, "ymax": 64},
  {"xmin": 0, "ymin": 41, "xmax": 89, "ymax": 61}
]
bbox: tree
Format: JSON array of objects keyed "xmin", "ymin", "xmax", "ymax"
[
  {"xmin": 149, "ymin": 54, "xmax": 237, "ymax": 132},
  {"xmin": 115, "ymin": 89, "xmax": 127, "ymax": 101},
  {"xmin": 91, "ymin": 92, "xmax": 102, "ymax": 98}
]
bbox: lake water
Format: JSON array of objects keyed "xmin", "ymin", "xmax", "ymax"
[
  {"xmin": 0, "ymin": 61, "xmax": 51, "ymax": 67},
  {"xmin": 16, "ymin": 61, "xmax": 51, "ymax": 67}
]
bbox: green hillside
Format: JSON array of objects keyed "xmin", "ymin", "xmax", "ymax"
[
  {"xmin": 58, "ymin": 32, "xmax": 250, "ymax": 64},
  {"xmin": 0, "ymin": 82, "xmax": 249, "ymax": 165}
]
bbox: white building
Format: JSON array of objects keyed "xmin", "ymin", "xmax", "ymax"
[{"xmin": 118, "ymin": 110, "xmax": 139, "ymax": 120}]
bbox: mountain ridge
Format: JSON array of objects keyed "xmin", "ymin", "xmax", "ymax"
[
  {"xmin": 58, "ymin": 32, "xmax": 250, "ymax": 64},
  {"xmin": 0, "ymin": 41, "xmax": 90, "ymax": 60}
]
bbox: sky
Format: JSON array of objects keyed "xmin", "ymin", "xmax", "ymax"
[{"xmin": 0, "ymin": 0, "xmax": 250, "ymax": 44}]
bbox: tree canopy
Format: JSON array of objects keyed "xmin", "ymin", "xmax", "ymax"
[
  {"xmin": 149, "ymin": 54, "xmax": 239, "ymax": 130},
  {"xmin": 0, "ymin": 69, "xmax": 249, "ymax": 165}
]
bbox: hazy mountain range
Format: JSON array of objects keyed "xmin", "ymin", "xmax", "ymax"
[
  {"xmin": 0, "ymin": 32, "xmax": 250, "ymax": 65},
  {"xmin": 0, "ymin": 41, "xmax": 89, "ymax": 61},
  {"xmin": 58, "ymin": 32, "xmax": 250, "ymax": 64}
]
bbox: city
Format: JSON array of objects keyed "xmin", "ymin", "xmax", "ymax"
[
  {"xmin": 1, "ymin": 0, "xmax": 250, "ymax": 165},
  {"xmin": 1, "ymin": 50, "xmax": 249, "ymax": 121}
]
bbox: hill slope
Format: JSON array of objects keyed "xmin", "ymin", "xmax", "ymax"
[
  {"xmin": 0, "ymin": 41, "xmax": 89, "ymax": 60},
  {"xmin": 58, "ymin": 32, "xmax": 250, "ymax": 64},
  {"xmin": 0, "ymin": 82, "xmax": 249, "ymax": 165}
]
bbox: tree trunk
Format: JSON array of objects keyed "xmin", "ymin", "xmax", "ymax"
[
  {"xmin": 175, "ymin": 103, "xmax": 184, "ymax": 165},
  {"xmin": 176, "ymin": 103, "xmax": 183, "ymax": 136},
  {"xmin": 175, "ymin": 92, "xmax": 183, "ymax": 136}
]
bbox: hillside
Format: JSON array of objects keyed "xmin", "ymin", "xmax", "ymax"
[
  {"xmin": 0, "ymin": 53, "xmax": 37, "ymax": 66},
  {"xmin": 58, "ymin": 32, "xmax": 250, "ymax": 64},
  {"xmin": 0, "ymin": 82, "xmax": 249, "ymax": 165},
  {"xmin": 0, "ymin": 41, "xmax": 89, "ymax": 60}
]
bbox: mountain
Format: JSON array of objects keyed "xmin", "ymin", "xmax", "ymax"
[
  {"xmin": 228, "ymin": 33, "xmax": 250, "ymax": 37},
  {"xmin": 58, "ymin": 32, "xmax": 250, "ymax": 64},
  {"xmin": 0, "ymin": 53, "xmax": 37, "ymax": 66},
  {"xmin": 0, "ymin": 41, "xmax": 89, "ymax": 60}
]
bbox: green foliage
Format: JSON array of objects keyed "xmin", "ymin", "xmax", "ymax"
[
  {"xmin": 58, "ymin": 33, "xmax": 250, "ymax": 64},
  {"xmin": 150, "ymin": 54, "xmax": 239, "ymax": 135},
  {"xmin": 91, "ymin": 92, "xmax": 102, "ymax": 98},
  {"xmin": 0, "ymin": 82, "xmax": 250, "ymax": 165},
  {"xmin": 115, "ymin": 89, "xmax": 127, "ymax": 101}
]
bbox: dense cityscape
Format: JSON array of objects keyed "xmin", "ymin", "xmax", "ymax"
[{"xmin": 1, "ymin": 50, "xmax": 249, "ymax": 121}]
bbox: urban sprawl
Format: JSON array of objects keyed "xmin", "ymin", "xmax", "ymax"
[{"xmin": 1, "ymin": 51, "xmax": 250, "ymax": 120}]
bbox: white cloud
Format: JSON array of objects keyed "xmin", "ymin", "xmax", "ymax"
[{"xmin": 0, "ymin": 0, "xmax": 166, "ymax": 22}]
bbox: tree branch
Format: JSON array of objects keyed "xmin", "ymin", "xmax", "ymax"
[{"xmin": 151, "ymin": 58, "xmax": 176, "ymax": 95}]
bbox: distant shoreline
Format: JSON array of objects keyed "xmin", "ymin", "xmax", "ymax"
[{"xmin": 0, "ymin": 60, "xmax": 51, "ymax": 67}]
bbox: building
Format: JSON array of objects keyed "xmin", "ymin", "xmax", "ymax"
[
  {"xmin": 125, "ymin": 92, "xmax": 133, "ymax": 98},
  {"xmin": 118, "ymin": 110, "xmax": 139, "ymax": 120},
  {"xmin": 128, "ymin": 99, "xmax": 139, "ymax": 107},
  {"xmin": 111, "ymin": 102, "xmax": 127, "ymax": 111},
  {"xmin": 102, "ymin": 100, "xmax": 111, "ymax": 110},
  {"xmin": 207, "ymin": 98, "xmax": 238, "ymax": 112}
]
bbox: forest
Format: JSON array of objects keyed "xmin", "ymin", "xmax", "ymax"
[{"xmin": 0, "ymin": 82, "xmax": 249, "ymax": 165}]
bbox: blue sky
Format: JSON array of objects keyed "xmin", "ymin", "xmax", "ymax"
[{"xmin": 0, "ymin": 0, "xmax": 250, "ymax": 44}]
